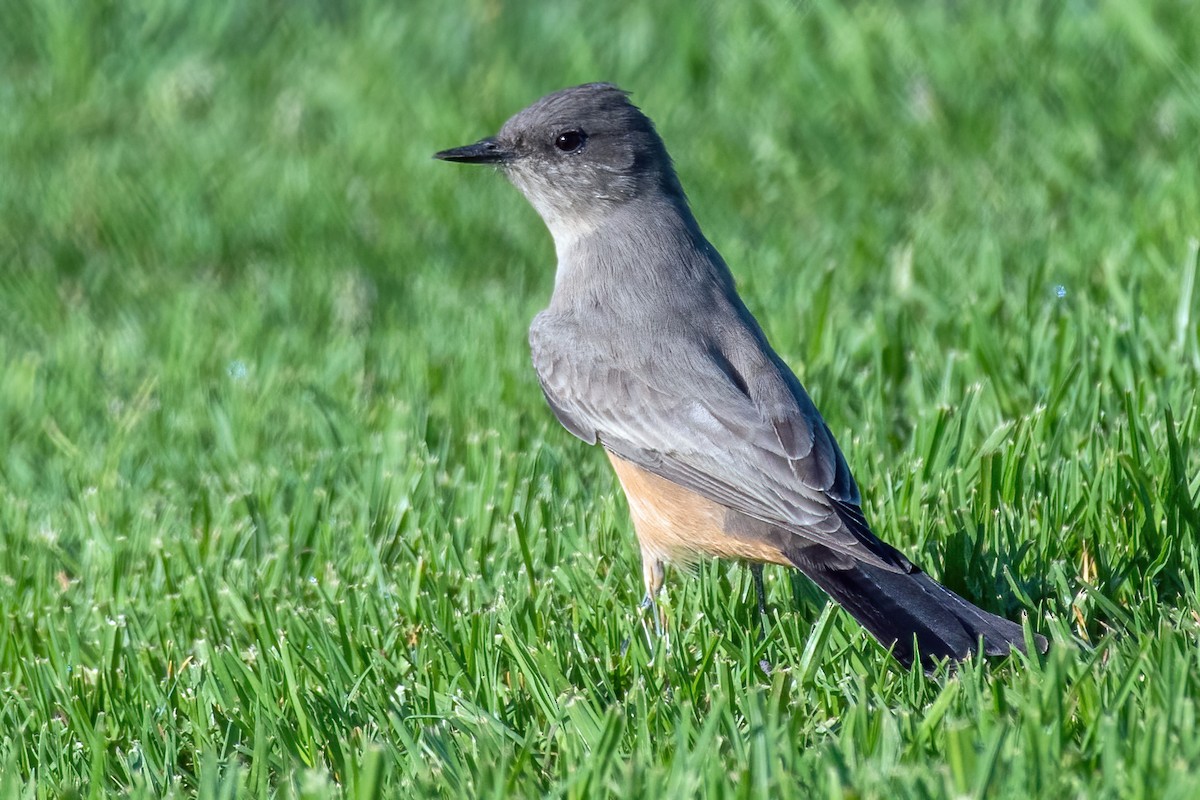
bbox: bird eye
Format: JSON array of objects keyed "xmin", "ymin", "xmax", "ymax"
[{"xmin": 554, "ymin": 130, "xmax": 586, "ymax": 153}]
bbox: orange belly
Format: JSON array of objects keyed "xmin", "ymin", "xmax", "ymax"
[{"xmin": 606, "ymin": 451, "xmax": 791, "ymax": 567}]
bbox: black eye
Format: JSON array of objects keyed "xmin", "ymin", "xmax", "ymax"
[{"xmin": 554, "ymin": 130, "xmax": 586, "ymax": 153}]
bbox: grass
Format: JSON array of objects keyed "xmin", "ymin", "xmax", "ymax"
[{"xmin": 2, "ymin": 0, "xmax": 1200, "ymax": 796}]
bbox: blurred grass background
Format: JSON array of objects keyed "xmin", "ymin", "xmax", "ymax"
[{"xmin": 2, "ymin": 0, "xmax": 1200, "ymax": 796}]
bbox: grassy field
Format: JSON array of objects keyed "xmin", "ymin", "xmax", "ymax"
[{"xmin": 3, "ymin": 0, "xmax": 1200, "ymax": 796}]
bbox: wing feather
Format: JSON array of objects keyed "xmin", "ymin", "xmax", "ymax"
[{"xmin": 530, "ymin": 311, "xmax": 907, "ymax": 572}]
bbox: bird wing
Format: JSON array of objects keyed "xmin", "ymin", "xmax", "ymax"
[{"xmin": 529, "ymin": 312, "xmax": 910, "ymax": 572}]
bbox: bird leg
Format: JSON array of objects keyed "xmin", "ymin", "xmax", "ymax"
[
  {"xmin": 639, "ymin": 556, "xmax": 669, "ymax": 656},
  {"xmin": 750, "ymin": 563, "xmax": 769, "ymax": 623},
  {"xmin": 749, "ymin": 563, "xmax": 772, "ymax": 675}
]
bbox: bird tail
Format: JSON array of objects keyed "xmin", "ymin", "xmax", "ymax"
[{"xmin": 786, "ymin": 546, "xmax": 1046, "ymax": 671}]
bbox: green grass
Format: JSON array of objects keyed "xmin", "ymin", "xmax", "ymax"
[{"xmin": 2, "ymin": 0, "xmax": 1200, "ymax": 796}]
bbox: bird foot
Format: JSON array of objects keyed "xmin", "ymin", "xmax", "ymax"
[{"xmin": 639, "ymin": 592, "xmax": 670, "ymax": 658}]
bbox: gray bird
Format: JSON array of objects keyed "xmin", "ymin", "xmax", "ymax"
[{"xmin": 435, "ymin": 83, "xmax": 1046, "ymax": 670}]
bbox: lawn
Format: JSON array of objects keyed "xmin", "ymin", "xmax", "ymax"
[{"xmin": 2, "ymin": 0, "xmax": 1200, "ymax": 797}]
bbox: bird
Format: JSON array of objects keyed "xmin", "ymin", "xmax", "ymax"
[{"xmin": 434, "ymin": 83, "xmax": 1047, "ymax": 671}]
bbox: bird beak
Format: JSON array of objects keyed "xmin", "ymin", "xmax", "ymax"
[{"xmin": 433, "ymin": 137, "xmax": 512, "ymax": 165}]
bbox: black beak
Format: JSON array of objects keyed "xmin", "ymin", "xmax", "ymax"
[{"xmin": 433, "ymin": 137, "xmax": 511, "ymax": 164}]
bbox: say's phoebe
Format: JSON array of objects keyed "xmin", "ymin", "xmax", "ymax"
[{"xmin": 436, "ymin": 83, "xmax": 1047, "ymax": 670}]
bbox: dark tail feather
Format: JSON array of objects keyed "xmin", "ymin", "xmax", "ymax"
[{"xmin": 787, "ymin": 547, "xmax": 1047, "ymax": 671}]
